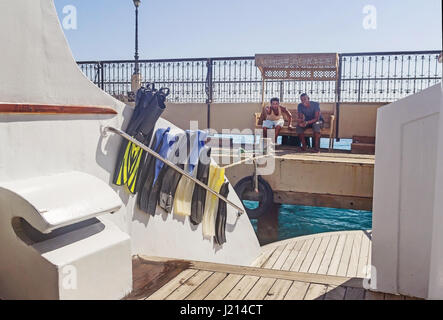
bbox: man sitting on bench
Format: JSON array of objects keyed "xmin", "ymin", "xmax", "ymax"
[
  {"xmin": 259, "ymin": 97, "xmax": 293, "ymax": 143},
  {"xmin": 296, "ymin": 93, "xmax": 324, "ymax": 153}
]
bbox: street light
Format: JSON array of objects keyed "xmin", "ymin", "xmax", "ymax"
[{"xmin": 130, "ymin": 0, "xmax": 142, "ymax": 95}]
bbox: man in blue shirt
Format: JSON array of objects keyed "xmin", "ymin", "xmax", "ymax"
[{"xmin": 296, "ymin": 93, "xmax": 324, "ymax": 152}]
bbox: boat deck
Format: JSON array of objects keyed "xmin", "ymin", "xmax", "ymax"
[{"xmin": 126, "ymin": 230, "xmax": 418, "ymax": 300}]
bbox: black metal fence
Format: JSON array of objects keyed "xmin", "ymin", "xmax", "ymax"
[{"xmin": 78, "ymin": 50, "xmax": 441, "ymax": 103}]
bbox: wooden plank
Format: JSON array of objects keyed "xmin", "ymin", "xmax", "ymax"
[
  {"xmin": 324, "ymin": 285, "xmax": 347, "ymax": 300},
  {"xmin": 357, "ymin": 232, "xmax": 371, "ymax": 278},
  {"xmin": 244, "ymin": 277, "xmax": 277, "ymax": 300},
  {"xmin": 385, "ymin": 293, "xmax": 403, "ymax": 300},
  {"xmin": 204, "ymin": 274, "xmax": 244, "ymax": 300},
  {"xmin": 185, "ymin": 272, "xmax": 228, "ymax": 300},
  {"xmin": 353, "ymin": 136, "xmax": 376, "ymax": 144},
  {"xmin": 308, "ymin": 236, "xmax": 331, "ymax": 274},
  {"xmin": 166, "ymin": 271, "xmax": 213, "ymax": 300},
  {"xmin": 404, "ymin": 296, "xmax": 422, "ymax": 300},
  {"xmin": 365, "ymin": 291, "xmax": 385, "ymax": 300},
  {"xmin": 290, "ymin": 238, "xmax": 314, "ymax": 272},
  {"xmin": 317, "ymin": 235, "xmax": 339, "ymax": 275},
  {"xmin": 146, "ymin": 269, "xmax": 199, "ymax": 300},
  {"xmin": 327, "ymin": 234, "xmax": 347, "ymax": 276},
  {"xmin": 264, "ymin": 279, "xmax": 293, "ymax": 300},
  {"xmin": 262, "ymin": 244, "xmax": 288, "ymax": 269},
  {"xmin": 281, "ymin": 240, "xmax": 305, "ymax": 271},
  {"xmin": 284, "ymin": 281, "xmax": 310, "ymax": 300},
  {"xmin": 224, "ymin": 275, "xmax": 260, "ymax": 300},
  {"xmin": 336, "ymin": 233, "xmax": 355, "ymax": 277},
  {"xmin": 304, "ymin": 283, "xmax": 328, "ymax": 300},
  {"xmin": 127, "ymin": 257, "xmax": 194, "ymax": 300},
  {"xmin": 253, "ymin": 246, "xmax": 278, "ymax": 268},
  {"xmin": 272, "ymin": 240, "xmax": 298, "ymax": 270},
  {"xmin": 344, "ymin": 287, "xmax": 365, "ymax": 300},
  {"xmin": 367, "ymin": 238, "xmax": 372, "ymax": 269},
  {"xmin": 140, "ymin": 255, "xmax": 364, "ymax": 289},
  {"xmin": 0, "ymin": 103, "xmax": 117, "ymax": 114},
  {"xmin": 299, "ymin": 237, "xmax": 323, "ymax": 273},
  {"xmin": 347, "ymin": 232, "xmax": 363, "ymax": 277},
  {"xmin": 273, "ymin": 191, "xmax": 373, "ymax": 211}
]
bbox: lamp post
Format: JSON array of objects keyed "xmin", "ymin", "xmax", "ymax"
[{"xmin": 131, "ymin": 0, "xmax": 142, "ymax": 93}]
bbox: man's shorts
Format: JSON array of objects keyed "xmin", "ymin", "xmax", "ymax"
[
  {"xmin": 263, "ymin": 119, "xmax": 285, "ymax": 129},
  {"xmin": 296, "ymin": 121, "xmax": 323, "ymax": 134}
]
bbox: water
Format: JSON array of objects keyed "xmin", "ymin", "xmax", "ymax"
[
  {"xmin": 211, "ymin": 133, "xmax": 352, "ymax": 151},
  {"xmin": 244, "ymin": 201, "xmax": 372, "ymax": 241}
]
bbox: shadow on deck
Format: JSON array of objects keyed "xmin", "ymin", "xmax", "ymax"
[{"xmin": 125, "ymin": 230, "xmax": 420, "ymax": 300}]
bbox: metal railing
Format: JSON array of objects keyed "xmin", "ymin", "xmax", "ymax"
[
  {"xmin": 102, "ymin": 126, "xmax": 245, "ymax": 216},
  {"xmin": 78, "ymin": 50, "xmax": 441, "ymax": 103}
]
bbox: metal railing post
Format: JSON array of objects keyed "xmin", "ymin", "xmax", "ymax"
[
  {"xmin": 335, "ymin": 54, "xmax": 343, "ymax": 142},
  {"xmin": 206, "ymin": 58, "xmax": 213, "ymax": 129},
  {"xmin": 280, "ymin": 80, "xmax": 284, "ymax": 102},
  {"xmin": 100, "ymin": 62, "xmax": 105, "ymax": 90}
]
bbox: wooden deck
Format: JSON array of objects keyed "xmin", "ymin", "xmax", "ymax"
[
  {"xmin": 126, "ymin": 230, "xmax": 418, "ymax": 300},
  {"xmin": 253, "ymin": 230, "xmax": 372, "ymax": 278}
]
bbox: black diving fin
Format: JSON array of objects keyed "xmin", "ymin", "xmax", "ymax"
[{"xmin": 113, "ymin": 85, "xmax": 170, "ymax": 194}]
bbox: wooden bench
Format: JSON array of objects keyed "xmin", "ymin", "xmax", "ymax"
[{"xmin": 255, "ymin": 109, "xmax": 336, "ymax": 151}]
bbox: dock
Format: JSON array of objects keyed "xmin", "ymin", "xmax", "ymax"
[
  {"xmin": 215, "ymin": 148, "xmax": 374, "ymax": 211},
  {"xmin": 126, "ymin": 230, "xmax": 418, "ymax": 300}
]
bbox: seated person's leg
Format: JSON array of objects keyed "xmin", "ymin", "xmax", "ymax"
[
  {"xmin": 312, "ymin": 122, "xmax": 323, "ymax": 152},
  {"xmin": 296, "ymin": 126, "xmax": 307, "ymax": 151},
  {"xmin": 262, "ymin": 120, "xmax": 274, "ymax": 139},
  {"xmin": 274, "ymin": 119, "xmax": 284, "ymax": 143},
  {"xmin": 275, "ymin": 126, "xmax": 282, "ymax": 143}
]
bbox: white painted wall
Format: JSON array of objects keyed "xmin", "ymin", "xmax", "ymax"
[
  {"xmin": 0, "ymin": 0, "xmax": 261, "ymax": 301},
  {"xmin": 372, "ymin": 83, "xmax": 442, "ymax": 299},
  {"xmin": 428, "ymin": 83, "xmax": 443, "ymax": 299}
]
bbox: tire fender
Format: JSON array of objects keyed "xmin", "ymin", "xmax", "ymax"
[{"xmin": 234, "ymin": 176, "xmax": 274, "ymax": 219}]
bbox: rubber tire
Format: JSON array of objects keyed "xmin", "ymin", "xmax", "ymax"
[{"xmin": 234, "ymin": 176, "xmax": 274, "ymax": 219}]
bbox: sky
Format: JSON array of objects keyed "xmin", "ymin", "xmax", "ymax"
[{"xmin": 54, "ymin": 0, "xmax": 442, "ymax": 61}]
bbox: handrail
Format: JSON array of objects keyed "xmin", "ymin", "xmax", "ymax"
[
  {"xmin": 103, "ymin": 126, "xmax": 244, "ymax": 217},
  {"xmin": 221, "ymin": 154, "xmax": 271, "ymax": 169},
  {"xmin": 221, "ymin": 138, "xmax": 275, "ymax": 170}
]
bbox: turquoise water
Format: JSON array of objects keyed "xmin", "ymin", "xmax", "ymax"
[
  {"xmin": 211, "ymin": 134, "xmax": 352, "ymax": 151},
  {"xmin": 244, "ymin": 201, "xmax": 372, "ymax": 241}
]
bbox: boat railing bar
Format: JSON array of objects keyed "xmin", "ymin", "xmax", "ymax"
[
  {"xmin": 77, "ymin": 50, "xmax": 441, "ymax": 64},
  {"xmin": 78, "ymin": 50, "xmax": 441, "ymax": 101},
  {"xmin": 339, "ymin": 50, "xmax": 441, "ymax": 57},
  {"xmin": 103, "ymin": 126, "xmax": 245, "ymax": 217},
  {"xmin": 83, "ymin": 77, "xmax": 442, "ymax": 86},
  {"xmin": 221, "ymin": 138, "xmax": 275, "ymax": 170},
  {"xmin": 221, "ymin": 154, "xmax": 271, "ymax": 170}
]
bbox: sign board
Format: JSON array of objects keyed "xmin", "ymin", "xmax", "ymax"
[{"xmin": 255, "ymin": 53, "xmax": 339, "ymax": 81}]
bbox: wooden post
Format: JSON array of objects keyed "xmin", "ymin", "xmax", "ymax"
[{"xmin": 257, "ymin": 203, "xmax": 279, "ymax": 245}]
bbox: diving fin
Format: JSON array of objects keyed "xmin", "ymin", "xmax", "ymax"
[{"xmin": 113, "ymin": 86, "xmax": 169, "ymax": 194}]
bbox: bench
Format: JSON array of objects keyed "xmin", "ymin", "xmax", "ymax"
[
  {"xmin": 255, "ymin": 109, "xmax": 336, "ymax": 151},
  {"xmin": 0, "ymin": 171, "xmax": 132, "ymax": 299}
]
